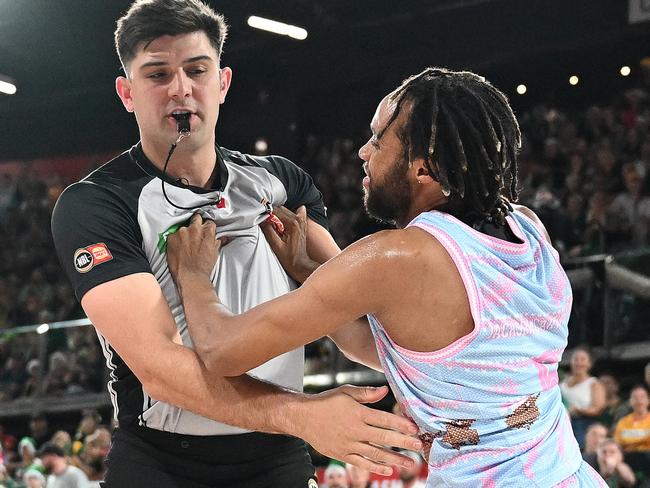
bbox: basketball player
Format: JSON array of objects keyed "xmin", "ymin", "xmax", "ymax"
[
  {"xmin": 51, "ymin": 1, "xmax": 421, "ymax": 486},
  {"xmin": 167, "ymin": 68, "xmax": 608, "ymax": 486}
]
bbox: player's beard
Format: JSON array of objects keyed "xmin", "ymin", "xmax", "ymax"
[{"xmin": 364, "ymin": 155, "xmax": 412, "ymax": 226}]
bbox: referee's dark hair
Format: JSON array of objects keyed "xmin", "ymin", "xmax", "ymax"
[
  {"xmin": 384, "ymin": 67, "xmax": 521, "ymax": 226},
  {"xmin": 115, "ymin": 0, "xmax": 228, "ymax": 76}
]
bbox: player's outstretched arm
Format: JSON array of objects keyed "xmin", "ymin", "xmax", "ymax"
[
  {"xmin": 261, "ymin": 206, "xmax": 382, "ymax": 370},
  {"xmin": 82, "ymin": 271, "xmax": 422, "ymax": 475},
  {"xmin": 167, "ymin": 213, "xmax": 396, "ymax": 377}
]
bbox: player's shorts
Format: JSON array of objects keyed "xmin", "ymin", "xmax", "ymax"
[{"xmin": 100, "ymin": 426, "xmax": 317, "ymax": 488}]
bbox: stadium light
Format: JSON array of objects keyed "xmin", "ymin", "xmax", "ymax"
[
  {"xmin": 569, "ymin": 75, "xmax": 579, "ymax": 86},
  {"xmin": 255, "ymin": 138, "xmax": 268, "ymax": 153},
  {"xmin": 0, "ymin": 78, "xmax": 17, "ymax": 95},
  {"xmin": 247, "ymin": 16, "xmax": 308, "ymax": 41},
  {"xmin": 620, "ymin": 66, "xmax": 631, "ymax": 77},
  {"xmin": 516, "ymin": 84, "xmax": 527, "ymax": 95},
  {"xmin": 36, "ymin": 323, "xmax": 50, "ymax": 334}
]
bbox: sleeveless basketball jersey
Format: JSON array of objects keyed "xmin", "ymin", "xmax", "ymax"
[{"xmin": 368, "ymin": 210, "xmax": 588, "ymax": 487}]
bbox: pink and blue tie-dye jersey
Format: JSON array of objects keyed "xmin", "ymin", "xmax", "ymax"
[{"xmin": 368, "ymin": 210, "xmax": 606, "ymax": 487}]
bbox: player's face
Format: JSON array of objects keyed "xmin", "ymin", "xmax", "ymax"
[
  {"xmin": 358, "ymin": 95, "xmax": 413, "ymax": 225},
  {"xmin": 116, "ymin": 31, "xmax": 231, "ymax": 151}
]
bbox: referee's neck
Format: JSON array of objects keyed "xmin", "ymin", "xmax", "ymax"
[{"xmin": 142, "ymin": 139, "xmax": 218, "ymax": 189}]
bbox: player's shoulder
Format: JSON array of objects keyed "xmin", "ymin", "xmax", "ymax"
[
  {"xmin": 347, "ymin": 227, "xmax": 447, "ymax": 266},
  {"xmin": 511, "ymin": 204, "xmax": 552, "ymax": 244},
  {"xmin": 511, "ymin": 203, "xmax": 539, "ymax": 223}
]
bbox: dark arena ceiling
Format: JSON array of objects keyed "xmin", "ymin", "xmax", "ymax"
[{"xmin": 0, "ymin": 0, "xmax": 649, "ymax": 160}]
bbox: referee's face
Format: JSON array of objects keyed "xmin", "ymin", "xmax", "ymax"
[{"xmin": 116, "ymin": 31, "xmax": 232, "ymax": 152}]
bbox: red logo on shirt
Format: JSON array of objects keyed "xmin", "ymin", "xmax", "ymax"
[{"xmin": 74, "ymin": 243, "xmax": 113, "ymax": 273}]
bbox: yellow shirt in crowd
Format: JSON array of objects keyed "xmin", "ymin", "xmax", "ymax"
[{"xmin": 614, "ymin": 413, "xmax": 650, "ymax": 452}]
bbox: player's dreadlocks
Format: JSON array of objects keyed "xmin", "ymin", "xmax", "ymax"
[{"xmin": 383, "ymin": 67, "xmax": 521, "ymax": 226}]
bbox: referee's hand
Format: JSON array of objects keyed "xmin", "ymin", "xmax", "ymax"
[
  {"xmin": 296, "ymin": 385, "xmax": 424, "ymax": 476},
  {"xmin": 167, "ymin": 213, "xmax": 224, "ymax": 285}
]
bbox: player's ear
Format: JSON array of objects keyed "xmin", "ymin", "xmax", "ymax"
[
  {"xmin": 218, "ymin": 67, "xmax": 232, "ymax": 104},
  {"xmin": 412, "ymin": 158, "xmax": 435, "ymax": 185},
  {"xmin": 116, "ymin": 77, "xmax": 134, "ymax": 113}
]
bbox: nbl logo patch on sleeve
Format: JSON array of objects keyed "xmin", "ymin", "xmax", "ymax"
[{"xmin": 74, "ymin": 243, "xmax": 113, "ymax": 273}]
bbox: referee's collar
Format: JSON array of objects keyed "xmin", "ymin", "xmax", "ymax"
[{"xmin": 129, "ymin": 142, "xmax": 229, "ymax": 193}]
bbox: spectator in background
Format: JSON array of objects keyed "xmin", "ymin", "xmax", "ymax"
[
  {"xmin": 560, "ymin": 348, "xmax": 607, "ymax": 448},
  {"xmin": 50, "ymin": 431, "xmax": 72, "ymax": 456},
  {"xmin": 541, "ymin": 137, "xmax": 568, "ymax": 191},
  {"xmin": 324, "ymin": 463, "xmax": 349, "ymax": 488},
  {"xmin": 558, "ymin": 194, "xmax": 587, "ymax": 258},
  {"xmin": 12, "ymin": 437, "xmax": 43, "ymax": 483},
  {"xmin": 0, "ymin": 463, "xmax": 14, "ymax": 488},
  {"xmin": 595, "ymin": 439, "xmax": 636, "ymax": 487},
  {"xmin": 0, "ymin": 439, "xmax": 17, "ymax": 479},
  {"xmin": 0, "ymin": 356, "xmax": 27, "ymax": 401},
  {"xmin": 605, "ymin": 162, "xmax": 650, "ymax": 250},
  {"xmin": 38, "ymin": 443, "xmax": 89, "ymax": 488},
  {"xmin": 645, "ymin": 362, "xmax": 650, "ymax": 391},
  {"xmin": 395, "ymin": 450, "xmax": 426, "ymax": 488},
  {"xmin": 599, "ymin": 374, "xmax": 631, "ymax": 429},
  {"xmin": 23, "ymin": 469, "xmax": 46, "ymax": 488},
  {"xmin": 42, "ymin": 352, "xmax": 75, "ymax": 396},
  {"xmin": 28, "ymin": 414, "xmax": 50, "ymax": 449},
  {"xmin": 22, "ymin": 359, "xmax": 42, "ymax": 398},
  {"xmin": 71, "ymin": 411, "xmax": 101, "ymax": 457},
  {"xmin": 345, "ymin": 463, "xmax": 370, "ymax": 488},
  {"xmin": 72, "ymin": 427, "xmax": 110, "ymax": 484},
  {"xmin": 614, "ymin": 385, "xmax": 650, "ymax": 453},
  {"xmin": 582, "ymin": 190, "xmax": 610, "ymax": 255},
  {"xmin": 582, "ymin": 423, "xmax": 608, "ymax": 469},
  {"xmin": 591, "ymin": 145, "xmax": 622, "ymax": 196}
]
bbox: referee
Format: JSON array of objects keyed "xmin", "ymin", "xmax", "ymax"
[{"xmin": 51, "ymin": 1, "xmax": 420, "ymax": 487}]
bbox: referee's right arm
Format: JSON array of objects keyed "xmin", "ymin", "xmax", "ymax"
[{"xmin": 80, "ymin": 272, "xmax": 306, "ymax": 430}]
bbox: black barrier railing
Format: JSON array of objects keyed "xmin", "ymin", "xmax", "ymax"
[{"xmin": 564, "ymin": 247, "xmax": 650, "ymax": 355}]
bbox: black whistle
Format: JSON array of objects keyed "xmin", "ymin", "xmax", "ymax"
[{"xmin": 172, "ymin": 113, "xmax": 191, "ymax": 135}]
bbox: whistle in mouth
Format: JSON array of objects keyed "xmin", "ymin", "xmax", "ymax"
[{"xmin": 172, "ymin": 112, "xmax": 191, "ymax": 135}]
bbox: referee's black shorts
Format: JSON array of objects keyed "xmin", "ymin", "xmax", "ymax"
[{"xmin": 100, "ymin": 426, "xmax": 317, "ymax": 488}]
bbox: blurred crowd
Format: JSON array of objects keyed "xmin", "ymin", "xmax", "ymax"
[
  {"xmin": 562, "ymin": 349, "xmax": 650, "ymax": 487},
  {"xmin": 317, "ymin": 454, "xmax": 426, "ymax": 488},
  {"xmin": 0, "ymin": 325, "xmax": 105, "ymax": 403},
  {"xmin": 0, "ymin": 172, "xmax": 83, "ymax": 329},
  {"xmin": 0, "ymin": 410, "xmax": 111, "ymax": 488},
  {"xmin": 2, "ymin": 77, "xmax": 650, "ymax": 486},
  {"xmin": 515, "ymin": 90, "xmax": 650, "ymax": 259},
  {"xmin": 0, "ymin": 169, "xmax": 104, "ymax": 403}
]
